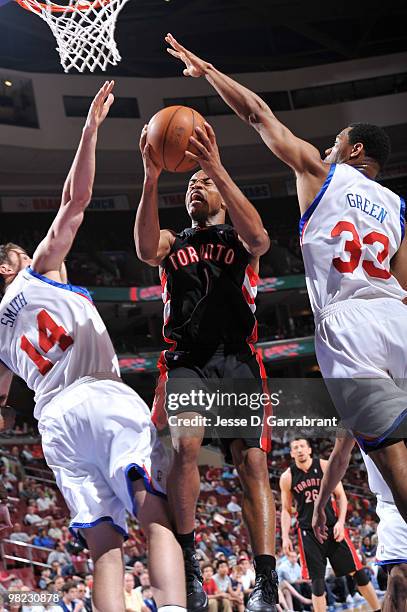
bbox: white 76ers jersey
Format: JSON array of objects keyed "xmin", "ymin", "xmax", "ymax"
[
  {"xmin": 361, "ymin": 449, "xmax": 393, "ymax": 504},
  {"xmin": 0, "ymin": 267, "xmax": 120, "ymax": 419},
  {"xmin": 300, "ymin": 163, "xmax": 407, "ymax": 313}
]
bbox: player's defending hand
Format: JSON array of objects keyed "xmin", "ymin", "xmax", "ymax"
[
  {"xmin": 333, "ymin": 520, "xmax": 345, "ymax": 542},
  {"xmin": 139, "ymin": 125, "xmax": 162, "ymax": 181},
  {"xmin": 0, "ymin": 503, "xmax": 12, "ymax": 533},
  {"xmin": 85, "ymin": 80, "xmax": 115, "ymax": 132},
  {"xmin": 187, "ymin": 122, "xmax": 223, "ymax": 178},
  {"xmin": 312, "ymin": 505, "xmax": 329, "ymax": 544},
  {"xmin": 165, "ymin": 33, "xmax": 211, "ymax": 78}
]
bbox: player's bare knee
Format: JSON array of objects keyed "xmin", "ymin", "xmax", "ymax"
[{"xmin": 171, "ymin": 435, "xmax": 202, "ymax": 464}]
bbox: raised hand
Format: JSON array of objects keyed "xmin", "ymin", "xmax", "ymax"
[
  {"xmin": 85, "ymin": 80, "xmax": 115, "ymax": 131},
  {"xmin": 165, "ymin": 33, "xmax": 211, "ymax": 78},
  {"xmin": 186, "ymin": 122, "xmax": 223, "ymax": 177},
  {"xmin": 139, "ymin": 125, "xmax": 162, "ymax": 181}
]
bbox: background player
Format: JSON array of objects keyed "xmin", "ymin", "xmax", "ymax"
[
  {"xmin": 165, "ymin": 33, "xmax": 407, "ymax": 521},
  {"xmin": 312, "ymin": 435, "xmax": 407, "ymax": 612},
  {"xmin": 280, "ymin": 439, "xmax": 380, "ymax": 612},
  {"xmin": 135, "ymin": 123, "xmax": 278, "ymax": 612},
  {"xmin": 0, "ymin": 82, "xmax": 186, "ymax": 612}
]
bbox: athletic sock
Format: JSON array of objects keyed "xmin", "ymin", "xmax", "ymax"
[
  {"xmin": 158, "ymin": 606, "xmax": 187, "ymax": 612},
  {"xmin": 254, "ymin": 554, "xmax": 277, "ymax": 574},
  {"xmin": 176, "ymin": 530, "xmax": 195, "ymax": 550}
]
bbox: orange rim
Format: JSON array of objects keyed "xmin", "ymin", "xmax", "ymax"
[{"xmin": 15, "ymin": 0, "xmax": 112, "ymax": 13}]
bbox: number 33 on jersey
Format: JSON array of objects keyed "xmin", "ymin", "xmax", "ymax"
[
  {"xmin": 300, "ymin": 163, "xmax": 407, "ymax": 312},
  {"xmin": 0, "ymin": 267, "xmax": 120, "ymax": 419}
]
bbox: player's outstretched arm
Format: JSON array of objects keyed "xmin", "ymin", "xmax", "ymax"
[
  {"xmin": 187, "ymin": 123, "xmax": 270, "ymax": 256},
  {"xmin": 166, "ymin": 34, "xmax": 324, "ymax": 180},
  {"xmin": 279, "ymin": 469, "xmax": 294, "ymax": 555},
  {"xmin": 32, "ymin": 81, "xmax": 115, "ymax": 280},
  {"xmin": 134, "ymin": 125, "xmax": 175, "ymax": 266},
  {"xmin": 312, "ymin": 435, "xmax": 355, "ymax": 543}
]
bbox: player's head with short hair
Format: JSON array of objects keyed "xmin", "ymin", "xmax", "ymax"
[
  {"xmin": 202, "ymin": 564, "xmax": 214, "ymax": 580},
  {"xmin": 216, "ymin": 559, "xmax": 229, "ymax": 575},
  {"xmin": 324, "ymin": 123, "xmax": 391, "ymax": 173},
  {"xmin": 185, "ymin": 170, "xmax": 226, "ymax": 225},
  {"xmin": 0, "ymin": 243, "xmax": 31, "ymax": 291},
  {"xmin": 61, "ymin": 580, "xmax": 78, "ymax": 601},
  {"xmin": 124, "ymin": 572, "xmax": 135, "ymax": 592},
  {"xmin": 290, "ymin": 438, "xmax": 313, "ymax": 463}
]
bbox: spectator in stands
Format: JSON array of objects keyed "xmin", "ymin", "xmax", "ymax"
[
  {"xmin": 348, "ymin": 509, "xmax": 362, "ymax": 528},
  {"xmin": 361, "ymin": 535, "xmax": 377, "ymax": 559},
  {"xmin": 238, "ymin": 557, "xmax": 255, "ymax": 595},
  {"xmin": 202, "ymin": 564, "xmax": 222, "ymax": 612},
  {"xmin": 214, "ymin": 536, "xmax": 233, "ymax": 558},
  {"xmin": 135, "ymin": 571, "xmax": 151, "ymax": 596},
  {"xmin": 54, "ymin": 576, "xmax": 66, "ymax": 598},
  {"xmin": 50, "ymin": 562, "xmax": 63, "ymax": 580},
  {"xmin": 360, "ymin": 515, "xmax": 376, "ymax": 538},
  {"xmin": 33, "ymin": 526, "xmax": 55, "ymax": 548},
  {"xmin": 6, "ymin": 446, "xmax": 25, "ymax": 481},
  {"xmin": 9, "ymin": 522, "xmax": 33, "ymax": 544},
  {"xmin": 141, "ymin": 585, "xmax": 157, "ymax": 612},
  {"xmin": 124, "ymin": 572, "xmax": 148, "ymax": 612},
  {"xmin": 226, "ymin": 496, "xmax": 242, "ymax": 514},
  {"xmin": 48, "ymin": 542, "xmax": 73, "ymax": 569},
  {"xmin": 214, "ymin": 480, "xmax": 229, "ymax": 496},
  {"xmin": 0, "ymin": 464, "xmax": 16, "ymax": 491},
  {"xmin": 132, "ymin": 561, "xmax": 145, "ymax": 588},
  {"xmin": 200, "ymin": 476, "xmax": 212, "ymax": 492},
  {"xmin": 277, "ymin": 551, "xmax": 312, "ymax": 611},
  {"xmin": 76, "ymin": 580, "xmax": 92, "ymax": 612},
  {"xmin": 38, "ymin": 568, "xmax": 52, "ymax": 590},
  {"xmin": 48, "ymin": 519, "xmax": 63, "ymax": 542},
  {"xmin": 37, "ymin": 489, "xmax": 55, "ymax": 512},
  {"xmin": 20, "ymin": 445, "xmax": 34, "ymax": 464},
  {"xmin": 58, "ymin": 580, "xmax": 80, "ymax": 612},
  {"xmin": 206, "ymin": 495, "xmax": 219, "ymax": 514},
  {"xmin": 19, "ymin": 478, "xmax": 38, "ymax": 501},
  {"xmin": 221, "ymin": 467, "xmax": 236, "ymax": 480},
  {"xmin": 213, "ymin": 560, "xmax": 233, "ymax": 612},
  {"xmin": 24, "ymin": 504, "xmax": 48, "ymax": 526},
  {"xmin": 229, "ymin": 565, "xmax": 245, "ymax": 612}
]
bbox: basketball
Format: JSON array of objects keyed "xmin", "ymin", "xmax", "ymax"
[{"xmin": 147, "ymin": 105, "xmax": 206, "ymax": 173}]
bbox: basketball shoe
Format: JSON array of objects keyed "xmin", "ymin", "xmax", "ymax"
[
  {"xmin": 245, "ymin": 567, "xmax": 279, "ymax": 612},
  {"xmin": 183, "ymin": 547, "xmax": 208, "ymax": 611}
]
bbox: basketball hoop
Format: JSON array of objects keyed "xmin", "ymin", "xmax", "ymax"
[{"xmin": 15, "ymin": 0, "xmax": 130, "ymax": 72}]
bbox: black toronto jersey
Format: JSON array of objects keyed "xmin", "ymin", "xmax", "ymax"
[
  {"xmin": 290, "ymin": 458, "xmax": 337, "ymax": 529},
  {"xmin": 161, "ymin": 224, "xmax": 257, "ymax": 347}
]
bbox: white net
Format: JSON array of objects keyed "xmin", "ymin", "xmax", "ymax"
[{"xmin": 17, "ymin": 0, "xmax": 130, "ymax": 72}]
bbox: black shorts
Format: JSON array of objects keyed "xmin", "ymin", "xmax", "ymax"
[
  {"xmin": 152, "ymin": 344, "xmax": 272, "ymax": 457},
  {"xmin": 297, "ymin": 526, "xmax": 363, "ymax": 580}
]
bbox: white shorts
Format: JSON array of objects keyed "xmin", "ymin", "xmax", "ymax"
[
  {"xmin": 38, "ymin": 376, "xmax": 169, "ymax": 543},
  {"xmin": 376, "ymin": 498, "xmax": 407, "ymax": 565},
  {"xmin": 315, "ymin": 297, "xmax": 407, "ymax": 450}
]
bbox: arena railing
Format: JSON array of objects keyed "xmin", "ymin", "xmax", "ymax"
[{"xmin": 0, "ymin": 539, "xmax": 54, "ymax": 570}]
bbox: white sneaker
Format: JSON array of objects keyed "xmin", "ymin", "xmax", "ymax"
[{"xmin": 346, "ymin": 594, "xmax": 355, "ymax": 605}]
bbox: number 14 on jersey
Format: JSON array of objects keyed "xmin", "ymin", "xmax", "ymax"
[{"xmin": 21, "ymin": 310, "xmax": 74, "ymax": 375}]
